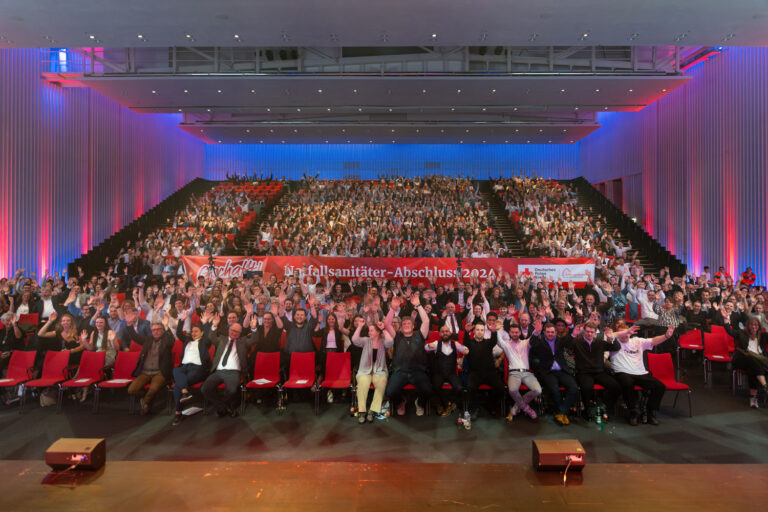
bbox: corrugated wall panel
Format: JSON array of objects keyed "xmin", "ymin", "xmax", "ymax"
[
  {"xmin": 0, "ymin": 48, "xmax": 205, "ymax": 279},
  {"xmin": 205, "ymin": 143, "xmax": 580, "ymax": 180},
  {"xmin": 579, "ymin": 47, "xmax": 768, "ymax": 284}
]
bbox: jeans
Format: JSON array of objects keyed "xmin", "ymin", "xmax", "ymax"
[
  {"xmin": 172, "ymin": 364, "xmax": 208, "ymax": 412},
  {"xmin": 385, "ymin": 369, "xmax": 433, "ymax": 406},
  {"xmin": 539, "ymin": 370, "xmax": 579, "ymax": 415}
]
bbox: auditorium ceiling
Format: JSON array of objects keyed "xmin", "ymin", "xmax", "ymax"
[{"xmin": 5, "ymin": 0, "xmax": 760, "ymax": 144}]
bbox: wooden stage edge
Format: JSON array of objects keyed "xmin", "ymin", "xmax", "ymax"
[{"xmin": 1, "ymin": 461, "xmax": 766, "ymax": 511}]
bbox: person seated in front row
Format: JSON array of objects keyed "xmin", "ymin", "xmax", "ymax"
[
  {"xmin": 571, "ymin": 321, "xmax": 622, "ymax": 421},
  {"xmin": 351, "ymin": 318, "xmax": 394, "ymax": 423},
  {"xmin": 383, "ymin": 295, "xmax": 433, "ymax": 416},
  {"xmin": 609, "ymin": 321, "xmax": 673, "ymax": 425},
  {"xmin": 202, "ymin": 314, "xmax": 258, "ymax": 418},
  {"xmin": 464, "ymin": 322, "xmax": 506, "ymax": 420},
  {"xmin": 426, "ymin": 324, "xmax": 469, "ymax": 417},
  {"xmin": 496, "ymin": 323, "xmax": 541, "ymax": 421},
  {"xmin": 123, "ymin": 308, "xmax": 175, "ymax": 416},
  {"xmin": 530, "ymin": 321, "xmax": 580, "ymax": 425},
  {"xmin": 170, "ymin": 309, "xmax": 213, "ymax": 426}
]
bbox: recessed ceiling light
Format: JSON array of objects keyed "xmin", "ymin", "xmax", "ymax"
[
  {"xmin": 293, "ymin": 129, "xmax": 298, "ymax": 133},
  {"xmin": 317, "ymin": 89, "xmax": 323, "ymax": 93},
  {"xmin": 628, "ymin": 89, "xmax": 634, "ymax": 93},
  {"xmin": 504, "ymin": 140, "xmax": 509, "ymax": 143},
  {"xmin": 358, "ymin": 108, "xmax": 362, "ymax": 112},
  {"xmin": 151, "ymin": 90, "xmax": 157, "ymax": 94},
  {"xmin": 388, "ymin": 108, "xmax": 392, "ymax": 112},
  {"xmin": 491, "ymin": 89, "xmax": 496, "ymax": 93},
  {"xmin": 482, "ymin": 108, "xmax": 486, "ymax": 111},
  {"xmin": 460, "ymin": 140, "xmax": 463, "ymax": 144},
  {"xmin": 266, "ymin": 108, "xmax": 271, "ymax": 112},
  {"xmin": 548, "ymin": 140, "xmax": 552, "ymax": 143},
  {"xmin": 260, "ymin": 140, "xmax": 264, "ymax": 143},
  {"xmin": 207, "ymin": 108, "xmax": 211, "ymax": 112},
  {"xmin": 296, "ymin": 108, "xmax": 301, "ymax": 112},
  {"xmin": 416, "ymin": 129, "xmax": 420, "ymax": 133},
  {"xmin": 246, "ymin": 129, "xmax": 250, "ymax": 133},
  {"xmin": 239, "ymin": 140, "xmax": 243, "ymax": 143},
  {"xmin": 465, "ymin": 129, "xmax": 469, "ymax": 133},
  {"xmin": 422, "ymin": 89, "xmax": 427, "ymax": 94},
  {"xmin": 186, "ymin": 34, "xmax": 193, "ymax": 39},
  {"xmin": 527, "ymin": 140, "xmax": 531, "ymax": 143},
  {"xmin": 325, "ymin": 140, "xmax": 328, "ymax": 143},
  {"xmin": 250, "ymin": 89, "xmax": 256, "ymax": 94},
  {"xmin": 431, "ymin": 33, "xmax": 438, "ymax": 39},
  {"xmin": 392, "ymin": 140, "xmax": 395, "ymax": 143},
  {"xmin": 327, "ymin": 108, "xmax": 331, "ymax": 112},
  {"xmin": 513, "ymin": 107, "xmax": 518, "ymax": 111},
  {"xmin": 539, "ymin": 129, "xmax": 543, "ymax": 133},
  {"xmin": 457, "ymin": 89, "xmax": 461, "ymax": 93},
  {"xmin": 346, "ymin": 140, "xmax": 350, "ymax": 143},
  {"xmin": 440, "ymin": 129, "xmax": 444, "ymax": 133},
  {"xmin": 451, "ymin": 108, "xmax": 455, "ymax": 111},
  {"xmin": 570, "ymin": 140, "xmax": 574, "ymax": 143},
  {"xmin": 574, "ymin": 107, "xmax": 579, "ymax": 111},
  {"xmin": 217, "ymin": 140, "xmax": 222, "ymax": 143},
  {"xmin": 270, "ymin": 129, "xmax": 274, "ymax": 133},
  {"xmin": 369, "ymin": 140, "xmax": 373, "ymax": 143},
  {"xmin": 595, "ymin": 88, "xmax": 600, "ymax": 92},
  {"xmin": 178, "ymin": 108, "xmax": 182, "ymax": 112},
  {"xmin": 217, "ymin": 89, "xmax": 222, "ymax": 94},
  {"xmin": 563, "ymin": 129, "xmax": 567, "ymax": 132},
  {"xmin": 482, "ymin": 140, "xmax": 486, "ymax": 143},
  {"xmin": 582, "ymin": 33, "xmax": 589, "ymax": 38},
  {"xmin": 342, "ymin": 129, "xmax": 346, "ymax": 133},
  {"xmin": 353, "ymin": 89, "xmax": 358, "ymax": 93},
  {"xmin": 515, "ymin": 129, "xmax": 519, "ymax": 133},
  {"xmin": 281, "ymin": 140, "xmax": 285, "ymax": 143},
  {"xmin": 137, "ymin": 34, "xmax": 144, "ymax": 40},
  {"xmin": 391, "ymin": 129, "xmax": 395, "ymax": 133},
  {"xmin": 183, "ymin": 89, "xmax": 189, "ymax": 93},
  {"xmin": 662, "ymin": 88, "xmax": 667, "ymax": 92},
  {"xmin": 234, "ymin": 34, "xmax": 240, "ymax": 39},
  {"xmin": 89, "ymin": 35, "xmax": 96, "ymax": 40},
  {"xmin": 604, "ymin": 106, "xmax": 609, "ymax": 110}
]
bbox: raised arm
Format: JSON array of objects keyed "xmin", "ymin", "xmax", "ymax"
[{"xmin": 412, "ymin": 294, "xmax": 430, "ymax": 339}]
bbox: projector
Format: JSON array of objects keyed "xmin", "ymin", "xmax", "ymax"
[{"xmin": 45, "ymin": 438, "xmax": 106, "ymax": 470}]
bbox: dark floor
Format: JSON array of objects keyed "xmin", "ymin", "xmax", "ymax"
[{"xmin": 2, "ymin": 361, "xmax": 767, "ymax": 464}]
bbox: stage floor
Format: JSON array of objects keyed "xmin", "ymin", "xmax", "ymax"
[{"xmin": 2, "ymin": 461, "xmax": 766, "ymax": 511}]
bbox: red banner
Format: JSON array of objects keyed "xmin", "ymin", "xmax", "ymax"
[{"xmin": 181, "ymin": 256, "xmax": 594, "ymax": 285}]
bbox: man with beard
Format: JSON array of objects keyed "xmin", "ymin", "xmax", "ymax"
[{"xmin": 426, "ymin": 324, "xmax": 469, "ymax": 416}]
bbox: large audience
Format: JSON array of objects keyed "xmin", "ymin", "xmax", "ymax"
[
  {"xmin": 252, "ymin": 175, "xmax": 511, "ymax": 258},
  {"xmin": 0, "ymin": 175, "xmax": 766, "ymax": 428}
]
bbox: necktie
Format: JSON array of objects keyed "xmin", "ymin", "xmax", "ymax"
[
  {"xmin": 221, "ymin": 339, "xmax": 235, "ymax": 367},
  {"xmin": 451, "ymin": 315, "xmax": 457, "ymax": 333}
]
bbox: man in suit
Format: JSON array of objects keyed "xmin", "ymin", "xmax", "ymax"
[
  {"xmin": 123, "ymin": 308, "xmax": 175, "ymax": 415},
  {"xmin": 530, "ymin": 321, "xmax": 579, "ymax": 426},
  {"xmin": 440, "ymin": 302, "xmax": 465, "ymax": 340},
  {"xmin": 202, "ymin": 314, "xmax": 258, "ymax": 417}
]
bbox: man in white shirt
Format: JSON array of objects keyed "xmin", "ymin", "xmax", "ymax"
[
  {"xmin": 609, "ymin": 322, "xmax": 673, "ymax": 426},
  {"xmin": 171, "ymin": 314, "xmax": 212, "ymax": 426},
  {"xmin": 201, "ymin": 317, "xmax": 258, "ymax": 417},
  {"xmin": 496, "ymin": 324, "xmax": 541, "ymax": 420}
]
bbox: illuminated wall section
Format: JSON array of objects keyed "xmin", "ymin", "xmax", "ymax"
[
  {"xmin": 0, "ymin": 48, "xmax": 204, "ymax": 279},
  {"xmin": 205, "ymin": 143, "xmax": 580, "ymax": 181},
  {"xmin": 579, "ymin": 47, "xmax": 768, "ymax": 284}
]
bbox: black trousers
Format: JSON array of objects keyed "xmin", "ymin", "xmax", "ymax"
[
  {"xmin": 201, "ymin": 369, "xmax": 241, "ymax": 412},
  {"xmin": 539, "ymin": 370, "xmax": 579, "ymax": 415},
  {"xmin": 466, "ymin": 369, "xmax": 505, "ymax": 412},
  {"xmin": 614, "ymin": 372, "xmax": 665, "ymax": 413},
  {"xmin": 734, "ymin": 352, "xmax": 768, "ymax": 389},
  {"xmin": 431, "ymin": 369, "xmax": 464, "ymax": 409},
  {"xmin": 385, "ymin": 369, "xmax": 433, "ymax": 405},
  {"xmin": 576, "ymin": 371, "xmax": 621, "ymax": 411}
]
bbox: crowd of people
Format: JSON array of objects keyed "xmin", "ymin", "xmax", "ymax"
[
  {"xmin": 251, "ymin": 175, "xmax": 511, "ymax": 258},
  {"xmin": 1, "ymin": 252, "xmax": 764, "ymax": 424}
]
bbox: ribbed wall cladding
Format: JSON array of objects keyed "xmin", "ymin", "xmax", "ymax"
[
  {"xmin": 205, "ymin": 143, "xmax": 580, "ymax": 181},
  {"xmin": 580, "ymin": 47, "xmax": 768, "ymax": 283},
  {"xmin": 0, "ymin": 48, "xmax": 205, "ymax": 279}
]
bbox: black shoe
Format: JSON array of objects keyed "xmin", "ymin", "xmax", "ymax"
[
  {"xmin": 358, "ymin": 413, "xmax": 366, "ymax": 424},
  {"xmin": 216, "ymin": 408, "xmax": 228, "ymax": 417},
  {"xmin": 179, "ymin": 392, "xmax": 193, "ymax": 403},
  {"xmin": 647, "ymin": 415, "xmax": 659, "ymax": 426},
  {"xmin": 628, "ymin": 413, "xmax": 639, "ymax": 426},
  {"xmin": 229, "ymin": 407, "xmax": 239, "ymax": 418},
  {"xmin": 171, "ymin": 414, "xmax": 183, "ymax": 426},
  {"xmin": 366, "ymin": 411, "xmax": 374, "ymax": 423}
]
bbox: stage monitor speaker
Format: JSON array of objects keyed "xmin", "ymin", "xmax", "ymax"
[
  {"xmin": 532, "ymin": 439, "xmax": 585, "ymax": 471},
  {"xmin": 45, "ymin": 438, "xmax": 106, "ymax": 470}
]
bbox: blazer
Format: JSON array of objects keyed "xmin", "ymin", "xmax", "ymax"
[
  {"xmin": 529, "ymin": 335, "xmax": 573, "ymax": 376},
  {"xmin": 724, "ymin": 324, "xmax": 768, "ymax": 357},
  {"xmin": 175, "ymin": 321, "xmax": 213, "ymax": 372},
  {"xmin": 210, "ymin": 332, "xmax": 258, "ymax": 375},
  {"xmin": 125, "ymin": 326, "xmax": 175, "ymax": 381}
]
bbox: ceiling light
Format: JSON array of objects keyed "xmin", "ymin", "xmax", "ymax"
[
  {"xmin": 504, "ymin": 140, "xmax": 509, "ymax": 143},
  {"xmin": 325, "ymin": 140, "xmax": 328, "ymax": 143},
  {"xmin": 604, "ymin": 106, "xmax": 609, "ymax": 110},
  {"xmin": 217, "ymin": 89, "xmax": 222, "ymax": 94},
  {"xmin": 388, "ymin": 108, "xmax": 392, "ymax": 112},
  {"xmin": 293, "ymin": 129, "xmax": 298, "ymax": 133},
  {"xmin": 562, "ymin": 129, "xmax": 567, "ymax": 132},
  {"xmin": 391, "ymin": 129, "xmax": 395, "ymax": 133},
  {"xmin": 482, "ymin": 140, "xmax": 486, "ymax": 143},
  {"xmin": 251, "ymin": 89, "xmax": 256, "ymax": 94},
  {"xmin": 89, "ymin": 35, "xmax": 96, "ymax": 40},
  {"xmin": 353, "ymin": 89, "xmax": 358, "ymax": 93},
  {"xmin": 296, "ymin": 108, "xmax": 301, "ymax": 112},
  {"xmin": 358, "ymin": 108, "xmax": 362, "ymax": 112},
  {"xmin": 431, "ymin": 33, "xmax": 438, "ymax": 39},
  {"xmin": 270, "ymin": 129, "xmax": 274, "ymax": 133},
  {"xmin": 594, "ymin": 88, "xmax": 600, "ymax": 92},
  {"xmin": 239, "ymin": 140, "xmax": 243, "ymax": 143},
  {"xmin": 527, "ymin": 140, "xmax": 531, "ymax": 143},
  {"xmin": 392, "ymin": 140, "xmax": 395, "ymax": 143},
  {"xmin": 207, "ymin": 108, "xmax": 211, "ymax": 112},
  {"xmin": 548, "ymin": 140, "xmax": 552, "ymax": 143},
  {"xmin": 234, "ymin": 34, "xmax": 240, "ymax": 39},
  {"xmin": 137, "ymin": 34, "xmax": 144, "ymax": 40},
  {"xmin": 570, "ymin": 140, "xmax": 574, "ymax": 143},
  {"xmin": 513, "ymin": 107, "xmax": 518, "ymax": 111},
  {"xmin": 460, "ymin": 140, "xmax": 463, "ymax": 144},
  {"xmin": 342, "ymin": 129, "xmax": 346, "ymax": 133},
  {"xmin": 422, "ymin": 89, "xmax": 427, "ymax": 94},
  {"xmin": 582, "ymin": 33, "xmax": 589, "ymax": 38},
  {"xmin": 346, "ymin": 140, "xmax": 350, "ymax": 143},
  {"xmin": 515, "ymin": 129, "xmax": 519, "ymax": 133},
  {"xmin": 482, "ymin": 108, "xmax": 486, "ymax": 111},
  {"xmin": 457, "ymin": 89, "xmax": 461, "ymax": 93},
  {"xmin": 178, "ymin": 109, "xmax": 182, "ymax": 112},
  {"xmin": 217, "ymin": 140, "xmax": 222, "ymax": 143},
  {"xmin": 628, "ymin": 89, "xmax": 633, "ymax": 92},
  {"xmin": 246, "ymin": 129, "xmax": 250, "ymax": 133},
  {"xmin": 281, "ymin": 140, "xmax": 285, "ymax": 143},
  {"xmin": 491, "ymin": 89, "xmax": 496, "ymax": 94},
  {"xmin": 151, "ymin": 90, "xmax": 157, "ymax": 94},
  {"xmin": 662, "ymin": 88, "xmax": 667, "ymax": 92},
  {"xmin": 440, "ymin": 129, "xmax": 444, "ymax": 133},
  {"xmin": 465, "ymin": 129, "xmax": 469, "ymax": 133},
  {"xmin": 260, "ymin": 140, "xmax": 264, "ymax": 143},
  {"xmin": 183, "ymin": 89, "xmax": 189, "ymax": 93},
  {"xmin": 327, "ymin": 108, "xmax": 331, "ymax": 112},
  {"xmin": 539, "ymin": 129, "xmax": 543, "ymax": 133},
  {"xmin": 416, "ymin": 129, "xmax": 420, "ymax": 133},
  {"xmin": 186, "ymin": 34, "xmax": 193, "ymax": 39},
  {"xmin": 451, "ymin": 108, "xmax": 455, "ymax": 111},
  {"xmin": 317, "ymin": 89, "xmax": 323, "ymax": 93},
  {"xmin": 369, "ymin": 140, "xmax": 373, "ymax": 143}
]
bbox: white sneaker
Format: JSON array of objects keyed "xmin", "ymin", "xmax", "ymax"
[
  {"xmin": 749, "ymin": 397, "xmax": 759, "ymax": 409},
  {"xmin": 510, "ymin": 404, "xmax": 520, "ymax": 417},
  {"xmin": 415, "ymin": 399, "xmax": 425, "ymax": 416},
  {"xmin": 327, "ymin": 390, "xmax": 334, "ymax": 403}
]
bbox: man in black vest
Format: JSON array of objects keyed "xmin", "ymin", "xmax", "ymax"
[
  {"xmin": 426, "ymin": 324, "xmax": 469, "ymax": 417},
  {"xmin": 464, "ymin": 322, "xmax": 505, "ymax": 420}
]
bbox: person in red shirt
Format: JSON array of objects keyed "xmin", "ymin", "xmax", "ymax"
[
  {"xmin": 740, "ymin": 267, "xmax": 756, "ymax": 287},
  {"xmin": 714, "ymin": 266, "xmax": 731, "ymax": 285}
]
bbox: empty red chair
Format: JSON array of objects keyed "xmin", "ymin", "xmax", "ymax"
[
  {"xmin": 241, "ymin": 352, "xmax": 282, "ymax": 413},
  {"xmin": 0, "ymin": 351, "xmax": 36, "ymax": 393},
  {"xmin": 317, "ymin": 352, "xmax": 351, "ymax": 415},
  {"xmin": 648, "ymin": 352, "xmax": 692, "ymax": 417},
  {"xmin": 20, "ymin": 351, "xmax": 70, "ymax": 412},
  {"xmin": 94, "ymin": 351, "xmax": 141, "ymax": 413},
  {"xmin": 283, "ymin": 352, "xmax": 316, "ymax": 409},
  {"xmin": 677, "ymin": 329, "xmax": 704, "ymax": 368},
  {"xmin": 703, "ymin": 332, "xmax": 733, "ymax": 384},
  {"xmin": 711, "ymin": 325, "xmax": 735, "ymax": 351},
  {"xmin": 57, "ymin": 351, "xmax": 106, "ymax": 412}
]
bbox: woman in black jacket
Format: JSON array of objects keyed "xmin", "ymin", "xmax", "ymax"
[{"xmin": 724, "ymin": 316, "xmax": 768, "ymax": 408}]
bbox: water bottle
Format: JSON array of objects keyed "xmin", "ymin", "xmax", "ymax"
[
  {"xmin": 463, "ymin": 411, "xmax": 472, "ymax": 430},
  {"xmin": 596, "ymin": 405, "xmax": 604, "ymax": 431}
]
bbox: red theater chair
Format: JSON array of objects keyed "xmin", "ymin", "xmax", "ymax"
[
  {"xmin": 0, "ymin": 351, "xmax": 36, "ymax": 403},
  {"xmin": 241, "ymin": 352, "xmax": 282, "ymax": 414},
  {"xmin": 20, "ymin": 351, "xmax": 70, "ymax": 413},
  {"xmin": 648, "ymin": 352, "xmax": 692, "ymax": 417},
  {"xmin": 94, "ymin": 351, "xmax": 141, "ymax": 413},
  {"xmin": 317, "ymin": 352, "xmax": 351, "ymax": 415},
  {"xmin": 283, "ymin": 352, "xmax": 316, "ymax": 409},
  {"xmin": 703, "ymin": 332, "xmax": 733, "ymax": 384},
  {"xmin": 57, "ymin": 350, "xmax": 106, "ymax": 413}
]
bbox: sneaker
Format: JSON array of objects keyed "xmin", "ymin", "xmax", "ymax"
[
  {"xmin": 397, "ymin": 399, "xmax": 406, "ymax": 416},
  {"xmin": 171, "ymin": 414, "xmax": 183, "ymax": 426},
  {"xmin": 554, "ymin": 413, "xmax": 569, "ymax": 426},
  {"xmin": 415, "ymin": 399, "xmax": 425, "ymax": 417},
  {"xmin": 523, "ymin": 405, "xmax": 538, "ymax": 420},
  {"xmin": 647, "ymin": 414, "xmax": 660, "ymax": 426},
  {"xmin": 749, "ymin": 397, "xmax": 759, "ymax": 409},
  {"xmin": 374, "ymin": 412, "xmax": 388, "ymax": 421},
  {"xmin": 327, "ymin": 390, "xmax": 334, "ymax": 404},
  {"xmin": 510, "ymin": 403, "xmax": 520, "ymax": 417},
  {"xmin": 140, "ymin": 399, "xmax": 150, "ymax": 416},
  {"xmin": 179, "ymin": 392, "xmax": 193, "ymax": 403}
]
